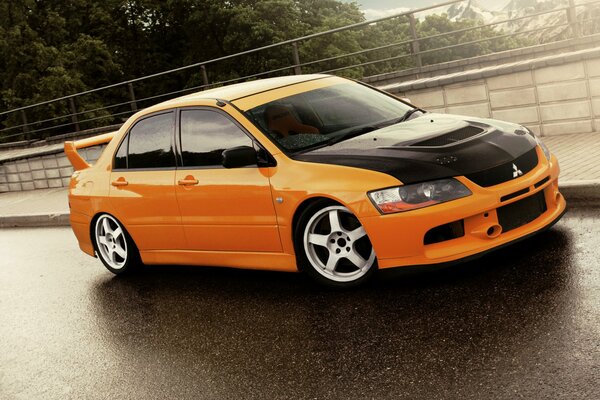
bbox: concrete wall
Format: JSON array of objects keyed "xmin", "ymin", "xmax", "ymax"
[
  {"xmin": 384, "ymin": 50, "xmax": 600, "ymax": 137},
  {"xmin": 0, "ymin": 145, "xmax": 105, "ymax": 193},
  {"xmin": 365, "ymin": 34, "xmax": 600, "ymax": 87}
]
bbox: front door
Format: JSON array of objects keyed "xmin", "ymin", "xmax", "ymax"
[{"xmin": 174, "ymin": 108, "xmax": 281, "ymax": 253}]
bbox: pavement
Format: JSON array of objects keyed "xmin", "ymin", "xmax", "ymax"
[
  {"xmin": 1, "ymin": 208, "xmax": 599, "ymax": 399},
  {"xmin": 0, "ymin": 187, "xmax": 70, "ymax": 228},
  {"xmin": 543, "ymin": 133, "xmax": 600, "ymax": 182},
  {"xmin": 0, "ymin": 132, "xmax": 598, "ymax": 228}
]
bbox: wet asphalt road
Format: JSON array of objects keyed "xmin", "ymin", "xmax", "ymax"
[{"xmin": 1, "ymin": 208, "xmax": 599, "ymax": 400}]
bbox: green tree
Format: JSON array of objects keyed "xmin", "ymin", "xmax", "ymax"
[{"xmin": 0, "ymin": 0, "xmax": 535, "ymax": 142}]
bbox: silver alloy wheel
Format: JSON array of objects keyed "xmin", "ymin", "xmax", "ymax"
[
  {"xmin": 303, "ymin": 205, "xmax": 376, "ymax": 283},
  {"xmin": 95, "ymin": 214, "xmax": 128, "ymax": 270}
]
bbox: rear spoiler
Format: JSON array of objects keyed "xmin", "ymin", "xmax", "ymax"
[{"xmin": 64, "ymin": 131, "xmax": 116, "ymax": 171}]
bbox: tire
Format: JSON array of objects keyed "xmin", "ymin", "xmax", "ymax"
[
  {"xmin": 93, "ymin": 214, "xmax": 141, "ymax": 275},
  {"xmin": 294, "ymin": 201, "xmax": 377, "ymax": 288}
]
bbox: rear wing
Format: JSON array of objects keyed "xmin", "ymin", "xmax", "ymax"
[{"xmin": 64, "ymin": 131, "xmax": 116, "ymax": 171}]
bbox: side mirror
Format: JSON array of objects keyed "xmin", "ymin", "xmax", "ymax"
[
  {"xmin": 222, "ymin": 146, "xmax": 257, "ymax": 168},
  {"xmin": 401, "ymin": 97, "xmax": 413, "ymax": 104}
]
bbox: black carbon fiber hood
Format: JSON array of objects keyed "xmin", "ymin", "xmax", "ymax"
[{"xmin": 292, "ymin": 113, "xmax": 538, "ymax": 185}]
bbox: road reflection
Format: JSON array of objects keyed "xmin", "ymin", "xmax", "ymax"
[{"xmin": 89, "ymin": 225, "xmax": 579, "ymax": 399}]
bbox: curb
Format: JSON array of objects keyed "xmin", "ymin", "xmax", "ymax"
[
  {"xmin": 0, "ymin": 213, "xmax": 70, "ymax": 228},
  {"xmin": 0, "ymin": 181, "xmax": 597, "ymax": 229},
  {"xmin": 559, "ymin": 180, "xmax": 600, "ymax": 207}
]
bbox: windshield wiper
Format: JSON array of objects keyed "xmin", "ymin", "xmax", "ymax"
[
  {"xmin": 288, "ymin": 126, "xmax": 378, "ymax": 154},
  {"xmin": 292, "ymin": 108, "xmax": 426, "ymax": 153},
  {"xmin": 389, "ymin": 107, "xmax": 425, "ymax": 125},
  {"xmin": 321, "ymin": 108, "xmax": 425, "ymax": 147},
  {"xmin": 395, "ymin": 108, "xmax": 425, "ymax": 124},
  {"xmin": 325, "ymin": 125, "xmax": 379, "ymax": 146}
]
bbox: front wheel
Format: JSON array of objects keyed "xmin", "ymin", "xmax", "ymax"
[
  {"xmin": 295, "ymin": 202, "xmax": 377, "ymax": 288},
  {"xmin": 94, "ymin": 214, "xmax": 140, "ymax": 274}
]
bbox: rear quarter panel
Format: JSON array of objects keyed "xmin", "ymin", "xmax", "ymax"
[{"xmin": 69, "ymin": 161, "xmax": 112, "ymax": 256}]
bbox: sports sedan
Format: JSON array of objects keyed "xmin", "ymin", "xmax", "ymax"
[{"xmin": 65, "ymin": 74, "xmax": 566, "ymax": 287}]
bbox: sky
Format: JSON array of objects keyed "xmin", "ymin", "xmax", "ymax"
[{"xmin": 342, "ymin": 0, "xmax": 512, "ymax": 20}]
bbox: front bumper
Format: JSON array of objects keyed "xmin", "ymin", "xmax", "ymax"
[{"xmin": 361, "ymin": 147, "xmax": 566, "ymax": 269}]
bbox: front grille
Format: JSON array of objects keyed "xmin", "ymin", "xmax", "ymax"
[
  {"xmin": 413, "ymin": 126, "xmax": 484, "ymax": 147},
  {"xmin": 497, "ymin": 191, "xmax": 547, "ymax": 233},
  {"xmin": 466, "ymin": 148, "xmax": 538, "ymax": 187},
  {"xmin": 534, "ymin": 176, "xmax": 550, "ymax": 188},
  {"xmin": 500, "ymin": 187, "xmax": 529, "ymax": 202}
]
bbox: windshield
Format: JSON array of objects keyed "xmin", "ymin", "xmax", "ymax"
[{"xmin": 245, "ymin": 82, "xmax": 421, "ymax": 153}]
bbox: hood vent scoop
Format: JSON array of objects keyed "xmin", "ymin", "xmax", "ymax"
[{"xmin": 412, "ymin": 126, "xmax": 484, "ymax": 147}]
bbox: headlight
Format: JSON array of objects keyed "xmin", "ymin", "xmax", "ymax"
[
  {"xmin": 524, "ymin": 127, "xmax": 551, "ymax": 161},
  {"xmin": 368, "ymin": 178, "xmax": 472, "ymax": 214},
  {"xmin": 536, "ymin": 137, "xmax": 551, "ymax": 161}
]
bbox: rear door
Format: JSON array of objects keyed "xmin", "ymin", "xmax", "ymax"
[
  {"xmin": 174, "ymin": 107, "xmax": 281, "ymax": 252},
  {"xmin": 109, "ymin": 111, "xmax": 185, "ymax": 251}
]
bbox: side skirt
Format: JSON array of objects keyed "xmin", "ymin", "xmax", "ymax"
[{"xmin": 139, "ymin": 250, "xmax": 298, "ymax": 273}]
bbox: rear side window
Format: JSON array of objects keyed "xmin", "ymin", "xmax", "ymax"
[
  {"xmin": 114, "ymin": 137, "xmax": 128, "ymax": 169},
  {"xmin": 126, "ymin": 112, "xmax": 176, "ymax": 169},
  {"xmin": 180, "ymin": 109, "xmax": 253, "ymax": 167}
]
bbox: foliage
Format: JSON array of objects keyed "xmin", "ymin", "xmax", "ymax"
[{"xmin": 0, "ymin": 0, "xmax": 532, "ymax": 141}]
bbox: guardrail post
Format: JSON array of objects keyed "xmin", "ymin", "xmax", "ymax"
[
  {"xmin": 292, "ymin": 42, "xmax": 302, "ymax": 75},
  {"xmin": 128, "ymin": 83, "xmax": 138, "ymax": 112},
  {"xmin": 69, "ymin": 98, "xmax": 80, "ymax": 132},
  {"xmin": 20, "ymin": 110, "xmax": 29, "ymax": 135},
  {"xmin": 408, "ymin": 13, "xmax": 422, "ymax": 68},
  {"xmin": 567, "ymin": 0, "xmax": 581, "ymax": 38},
  {"xmin": 201, "ymin": 65, "xmax": 209, "ymax": 90}
]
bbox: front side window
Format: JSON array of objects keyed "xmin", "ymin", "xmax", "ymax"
[
  {"xmin": 246, "ymin": 82, "xmax": 418, "ymax": 153},
  {"xmin": 180, "ymin": 109, "xmax": 253, "ymax": 167},
  {"xmin": 126, "ymin": 112, "xmax": 176, "ymax": 169}
]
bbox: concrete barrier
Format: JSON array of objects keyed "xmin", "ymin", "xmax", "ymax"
[
  {"xmin": 0, "ymin": 144, "xmax": 106, "ymax": 192},
  {"xmin": 364, "ymin": 34, "xmax": 600, "ymax": 86},
  {"xmin": 378, "ymin": 46, "xmax": 600, "ymax": 138}
]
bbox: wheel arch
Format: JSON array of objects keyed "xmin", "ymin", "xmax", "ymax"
[
  {"xmin": 89, "ymin": 212, "xmax": 103, "ymax": 254},
  {"xmin": 90, "ymin": 211, "xmax": 142, "ymax": 273},
  {"xmin": 290, "ymin": 197, "xmax": 378, "ymax": 286},
  {"xmin": 89, "ymin": 211, "xmax": 136, "ymax": 252},
  {"xmin": 291, "ymin": 196, "xmax": 353, "ymax": 273},
  {"xmin": 291, "ymin": 196, "xmax": 344, "ymax": 243}
]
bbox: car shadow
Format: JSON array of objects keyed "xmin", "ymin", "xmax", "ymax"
[{"xmin": 84, "ymin": 224, "xmax": 579, "ymax": 398}]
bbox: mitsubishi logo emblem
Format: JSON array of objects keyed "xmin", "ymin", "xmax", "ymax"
[{"xmin": 512, "ymin": 163, "xmax": 523, "ymax": 178}]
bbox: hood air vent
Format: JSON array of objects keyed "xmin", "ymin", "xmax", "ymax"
[{"xmin": 412, "ymin": 126, "xmax": 484, "ymax": 147}]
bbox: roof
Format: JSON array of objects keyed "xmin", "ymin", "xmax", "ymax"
[{"xmin": 159, "ymin": 74, "xmax": 331, "ymax": 107}]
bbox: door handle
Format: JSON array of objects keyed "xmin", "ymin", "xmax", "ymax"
[
  {"xmin": 111, "ymin": 178, "xmax": 128, "ymax": 187},
  {"xmin": 178, "ymin": 176, "xmax": 199, "ymax": 186}
]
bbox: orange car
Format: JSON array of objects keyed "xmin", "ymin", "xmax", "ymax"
[{"xmin": 65, "ymin": 74, "xmax": 566, "ymax": 287}]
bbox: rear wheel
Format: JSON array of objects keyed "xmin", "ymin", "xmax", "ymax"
[
  {"xmin": 94, "ymin": 214, "xmax": 140, "ymax": 274},
  {"xmin": 295, "ymin": 202, "xmax": 377, "ymax": 288}
]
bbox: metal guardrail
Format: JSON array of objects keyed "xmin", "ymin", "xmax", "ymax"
[{"xmin": 1, "ymin": 0, "xmax": 599, "ymax": 143}]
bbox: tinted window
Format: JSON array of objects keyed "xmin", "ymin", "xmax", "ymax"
[
  {"xmin": 114, "ymin": 136, "xmax": 128, "ymax": 169},
  {"xmin": 246, "ymin": 82, "xmax": 417, "ymax": 153},
  {"xmin": 128, "ymin": 112, "xmax": 175, "ymax": 169},
  {"xmin": 180, "ymin": 110, "xmax": 253, "ymax": 167}
]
